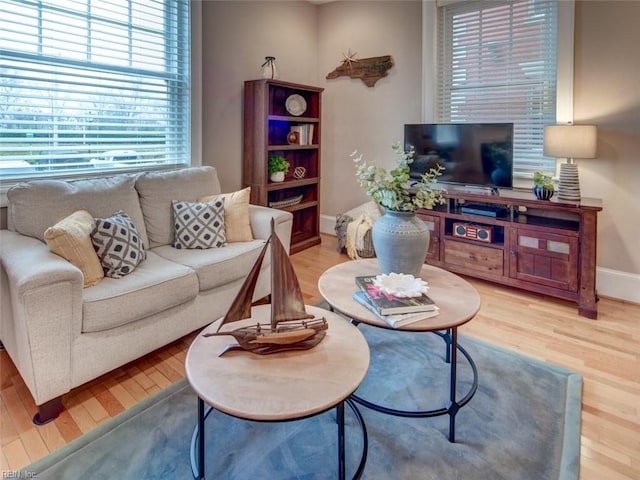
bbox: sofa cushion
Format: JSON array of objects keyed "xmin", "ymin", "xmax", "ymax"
[
  {"xmin": 44, "ymin": 209, "xmax": 105, "ymax": 288},
  {"xmin": 152, "ymin": 239, "xmax": 268, "ymax": 292},
  {"xmin": 7, "ymin": 174, "xmax": 149, "ymax": 248},
  {"xmin": 136, "ymin": 166, "xmax": 222, "ymax": 248},
  {"xmin": 172, "ymin": 200, "xmax": 226, "ymax": 249},
  {"xmin": 82, "ymin": 251, "xmax": 199, "ymax": 333},
  {"xmin": 92, "ymin": 211, "xmax": 147, "ymax": 278},
  {"xmin": 198, "ymin": 187, "xmax": 253, "ymax": 243}
]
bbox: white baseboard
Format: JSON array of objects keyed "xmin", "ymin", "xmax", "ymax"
[
  {"xmin": 596, "ymin": 267, "xmax": 640, "ymax": 304},
  {"xmin": 319, "ymin": 213, "xmax": 637, "ymax": 304},
  {"xmin": 320, "ymin": 214, "xmax": 336, "ymax": 237}
]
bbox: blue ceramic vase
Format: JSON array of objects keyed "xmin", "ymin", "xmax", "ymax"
[{"xmin": 372, "ymin": 209, "xmax": 430, "ymax": 278}]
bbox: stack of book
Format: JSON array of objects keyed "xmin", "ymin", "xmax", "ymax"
[
  {"xmin": 353, "ymin": 276, "xmax": 439, "ymax": 328},
  {"xmin": 289, "ymin": 124, "xmax": 314, "ymax": 145}
]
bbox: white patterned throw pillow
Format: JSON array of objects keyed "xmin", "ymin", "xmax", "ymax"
[
  {"xmin": 92, "ymin": 211, "xmax": 146, "ymax": 278},
  {"xmin": 172, "ymin": 199, "xmax": 226, "ymax": 249}
]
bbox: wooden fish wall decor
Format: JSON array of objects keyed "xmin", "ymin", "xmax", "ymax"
[{"xmin": 326, "ymin": 54, "xmax": 394, "ymax": 87}]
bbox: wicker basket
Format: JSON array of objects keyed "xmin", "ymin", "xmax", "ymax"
[
  {"xmin": 334, "ymin": 201, "xmax": 382, "ymax": 259},
  {"xmin": 269, "ymin": 194, "xmax": 303, "ymax": 208}
]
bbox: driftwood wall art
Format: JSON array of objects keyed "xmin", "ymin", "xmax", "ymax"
[{"xmin": 326, "ymin": 53, "xmax": 394, "ymax": 87}]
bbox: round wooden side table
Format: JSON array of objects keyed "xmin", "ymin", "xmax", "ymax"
[
  {"xmin": 318, "ymin": 259, "xmax": 481, "ymax": 442},
  {"xmin": 186, "ymin": 304, "xmax": 371, "ymax": 479}
]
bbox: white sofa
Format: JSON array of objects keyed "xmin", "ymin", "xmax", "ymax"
[{"xmin": 0, "ymin": 166, "xmax": 293, "ymax": 423}]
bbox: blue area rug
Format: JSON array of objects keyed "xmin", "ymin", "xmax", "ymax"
[{"xmin": 23, "ymin": 321, "xmax": 581, "ymax": 480}]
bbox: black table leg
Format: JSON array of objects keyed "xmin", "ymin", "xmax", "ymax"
[
  {"xmin": 444, "ymin": 328, "xmax": 452, "ymax": 364},
  {"xmin": 190, "ymin": 398, "xmax": 210, "ymax": 479},
  {"xmin": 337, "ymin": 401, "xmax": 345, "ymax": 480},
  {"xmin": 447, "ymin": 327, "xmax": 459, "ymax": 442},
  {"xmin": 198, "ymin": 397, "xmax": 205, "ymax": 479},
  {"xmin": 346, "ymin": 398, "xmax": 368, "ymax": 480}
]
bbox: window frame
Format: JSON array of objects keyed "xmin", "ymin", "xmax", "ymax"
[
  {"xmin": 0, "ymin": 0, "xmax": 200, "ymax": 205},
  {"xmin": 422, "ymin": 0, "xmax": 575, "ymax": 188}
]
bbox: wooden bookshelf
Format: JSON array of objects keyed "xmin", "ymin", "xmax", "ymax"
[{"xmin": 243, "ymin": 79, "xmax": 323, "ymax": 254}]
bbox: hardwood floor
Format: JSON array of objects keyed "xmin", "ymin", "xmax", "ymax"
[{"xmin": 1, "ymin": 234, "xmax": 639, "ymax": 479}]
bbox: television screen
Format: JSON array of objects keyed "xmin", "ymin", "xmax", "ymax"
[{"xmin": 404, "ymin": 123, "xmax": 514, "ymax": 189}]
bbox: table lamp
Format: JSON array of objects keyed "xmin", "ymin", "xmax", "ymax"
[{"xmin": 543, "ymin": 124, "xmax": 597, "ymax": 201}]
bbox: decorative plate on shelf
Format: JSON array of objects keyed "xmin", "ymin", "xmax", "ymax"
[{"xmin": 285, "ymin": 94, "xmax": 307, "ymax": 116}]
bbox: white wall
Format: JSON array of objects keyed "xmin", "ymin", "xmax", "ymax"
[
  {"xmin": 573, "ymin": 0, "xmax": 640, "ymax": 288},
  {"xmin": 201, "ymin": 0, "xmax": 318, "ymax": 190},
  {"xmin": 317, "ymin": 0, "xmax": 424, "ymax": 216}
]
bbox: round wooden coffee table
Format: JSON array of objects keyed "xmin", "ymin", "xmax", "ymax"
[
  {"xmin": 186, "ymin": 304, "xmax": 370, "ymax": 479},
  {"xmin": 318, "ymin": 259, "xmax": 481, "ymax": 442}
]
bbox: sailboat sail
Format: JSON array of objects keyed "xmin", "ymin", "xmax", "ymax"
[
  {"xmin": 205, "ymin": 219, "xmax": 327, "ymax": 355},
  {"xmin": 270, "ymin": 220, "xmax": 314, "ymax": 328},
  {"xmin": 215, "ymin": 237, "xmax": 270, "ymax": 331}
]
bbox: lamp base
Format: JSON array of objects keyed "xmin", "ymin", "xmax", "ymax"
[{"xmin": 557, "ymin": 162, "xmax": 581, "ymax": 201}]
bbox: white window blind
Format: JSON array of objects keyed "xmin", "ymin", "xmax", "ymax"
[
  {"xmin": 437, "ymin": 0, "xmax": 558, "ymax": 177},
  {"xmin": 0, "ymin": 0, "xmax": 190, "ymax": 181}
]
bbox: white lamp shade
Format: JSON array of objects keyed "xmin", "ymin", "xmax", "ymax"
[{"xmin": 543, "ymin": 125, "xmax": 597, "ymax": 159}]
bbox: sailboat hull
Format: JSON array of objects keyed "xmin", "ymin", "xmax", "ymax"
[
  {"xmin": 204, "ymin": 318, "xmax": 328, "ymax": 356},
  {"xmin": 217, "ymin": 332, "xmax": 327, "ymax": 356}
]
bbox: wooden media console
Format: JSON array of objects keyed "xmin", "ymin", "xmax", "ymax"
[{"xmin": 417, "ymin": 188, "xmax": 602, "ymax": 319}]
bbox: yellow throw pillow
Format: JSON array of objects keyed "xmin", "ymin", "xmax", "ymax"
[
  {"xmin": 44, "ymin": 209, "xmax": 104, "ymax": 288},
  {"xmin": 198, "ymin": 187, "xmax": 253, "ymax": 242}
]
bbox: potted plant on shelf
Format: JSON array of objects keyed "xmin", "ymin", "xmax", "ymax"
[
  {"xmin": 533, "ymin": 171, "xmax": 554, "ymax": 200},
  {"xmin": 268, "ymin": 155, "xmax": 289, "ymax": 182},
  {"xmin": 352, "ymin": 141, "xmax": 445, "ymax": 277}
]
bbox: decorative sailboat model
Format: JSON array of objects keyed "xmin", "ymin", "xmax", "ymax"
[{"xmin": 204, "ymin": 219, "xmax": 328, "ymax": 356}]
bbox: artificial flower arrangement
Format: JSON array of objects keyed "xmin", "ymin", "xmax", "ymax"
[{"xmin": 351, "ymin": 141, "xmax": 446, "ymax": 212}]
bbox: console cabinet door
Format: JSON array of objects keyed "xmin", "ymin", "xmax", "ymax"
[{"xmin": 509, "ymin": 227, "xmax": 578, "ymax": 291}]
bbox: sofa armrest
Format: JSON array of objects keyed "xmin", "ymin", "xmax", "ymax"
[
  {"xmin": 249, "ymin": 205, "xmax": 294, "ymax": 252},
  {"xmin": 1, "ymin": 231, "xmax": 83, "ymax": 295},
  {"xmin": 0, "ymin": 230, "xmax": 81, "ymax": 405}
]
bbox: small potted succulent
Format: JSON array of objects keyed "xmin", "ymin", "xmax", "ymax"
[
  {"xmin": 533, "ymin": 171, "xmax": 554, "ymax": 200},
  {"xmin": 268, "ymin": 155, "xmax": 289, "ymax": 182}
]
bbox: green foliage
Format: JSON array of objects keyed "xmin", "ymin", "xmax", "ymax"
[
  {"xmin": 533, "ymin": 171, "xmax": 554, "ymax": 191},
  {"xmin": 268, "ymin": 155, "xmax": 289, "ymax": 174},
  {"xmin": 352, "ymin": 141, "xmax": 445, "ymax": 212}
]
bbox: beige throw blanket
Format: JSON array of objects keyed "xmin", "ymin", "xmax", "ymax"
[{"xmin": 346, "ymin": 213, "xmax": 375, "ymax": 260}]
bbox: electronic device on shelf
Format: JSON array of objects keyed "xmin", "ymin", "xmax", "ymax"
[
  {"xmin": 404, "ymin": 123, "xmax": 514, "ymax": 190},
  {"xmin": 460, "ymin": 203, "xmax": 508, "ymax": 218},
  {"xmin": 453, "ymin": 222, "xmax": 494, "ymax": 243}
]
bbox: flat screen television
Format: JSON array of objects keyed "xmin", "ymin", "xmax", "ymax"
[{"xmin": 404, "ymin": 123, "xmax": 514, "ymax": 189}]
